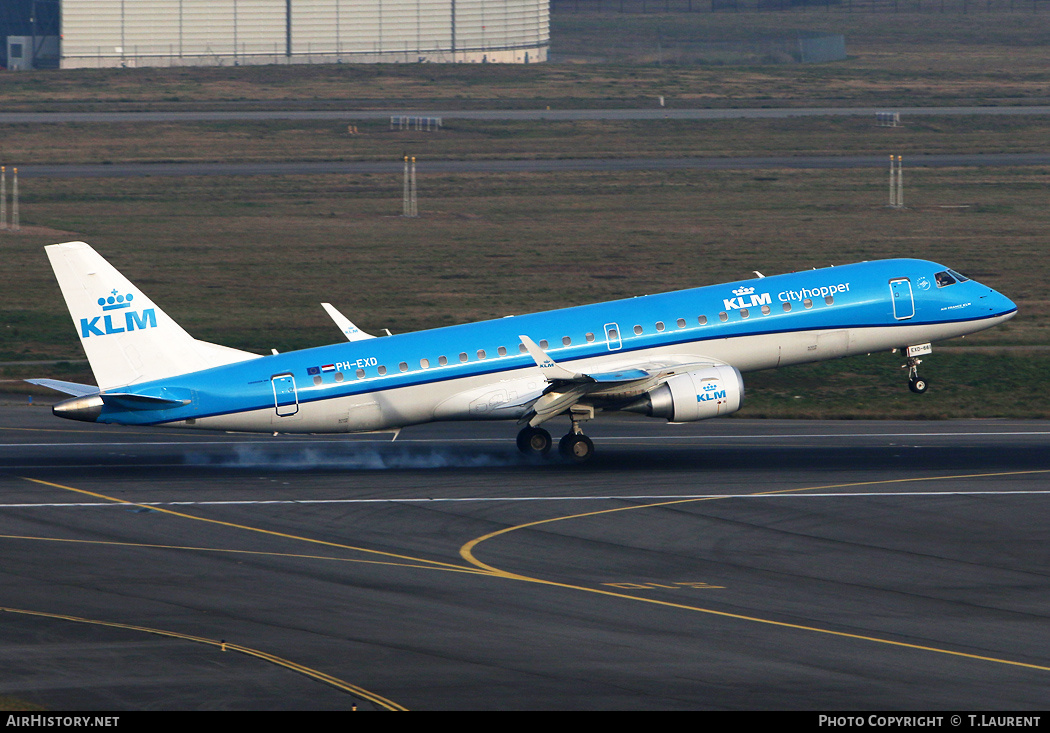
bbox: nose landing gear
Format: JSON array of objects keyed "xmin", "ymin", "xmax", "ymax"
[
  {"xmin": 908, "ymin": 373, "xmax": 929, "ymax": 394},
  {"xmin": 902, "ymin": 343, "xmax": 932, "ymax": 394}
]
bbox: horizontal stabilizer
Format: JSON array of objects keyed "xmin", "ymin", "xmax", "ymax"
[
  {"xmin": 24, "ymin": 379, "xmax": 99, "ymax": 397},
  {"xmin": 99, "ymin": 392, "xmax": 191, "ymax": 411}
]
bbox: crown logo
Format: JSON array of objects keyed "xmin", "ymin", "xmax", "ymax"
[
  {"xmin": 732, "ymin": 286, "xmax": 755, "ymax": 297},
  {"xmin": 98, "ymin": 289, "xmax": 135, "ymax": 311}
]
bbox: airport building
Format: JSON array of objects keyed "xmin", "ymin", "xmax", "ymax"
[{"xmin": 1, "ymin": 0, "xmax": 550, "ymax": 69}]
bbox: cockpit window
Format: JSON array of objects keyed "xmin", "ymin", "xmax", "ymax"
[
  {"xmin": 935, "ymin": 271, "xmax": 957, "ymax": 287},
  {"xmin": 948, "ymin": 268, "xmax": 969, "ymax": 283}
]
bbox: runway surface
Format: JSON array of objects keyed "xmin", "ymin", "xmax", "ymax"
[
  {"xmin": 17, "ymin": 154, "xmax": 1050, "ymax": 180},
  {"xmin": 4, "ymin": 105, "xmax": 1050, "ymax": 124},
  {"xmin": 1, "ymin": 404, "xmax": 1048, "ymax": 710}
]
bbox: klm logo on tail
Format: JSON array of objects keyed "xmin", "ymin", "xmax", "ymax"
[{"xmin": 80, "ymin": 289, "xmax": 157, "ymax": 338}]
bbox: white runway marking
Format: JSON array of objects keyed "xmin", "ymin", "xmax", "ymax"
[
  {"xmin": 2, "ymin": 430, "xmax": 1050, "ymax": 449},
  {"xmin": 4, "ymin": 489, "xmax": 1050, "ymax": 509}
]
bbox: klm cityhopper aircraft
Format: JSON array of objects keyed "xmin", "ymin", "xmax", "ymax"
[{"xmin": 33, "ymin": 242, "xmax": 1016, "ymax": 462}]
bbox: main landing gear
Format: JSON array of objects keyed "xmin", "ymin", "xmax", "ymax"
[
  {"xmin": 517, "ymin": 409, "xmax": 596, "ymax": 464},
  {"xmin": 559, "ymin": 432, "xmax": 595, "ymax": 463},
  {"xmin": 516, "ymin": 426, "xmax": 552, "ymax": 456}
]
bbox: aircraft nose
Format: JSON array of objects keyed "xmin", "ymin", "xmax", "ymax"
[{"xmin": 987, "ymin": 287, "xmax": 1017, "ymax": 318}]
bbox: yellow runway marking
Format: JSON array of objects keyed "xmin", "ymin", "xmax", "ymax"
[
  {"xmin": 0, "ymin": 533, "xmax": 484, "ymax": 575},
  {"xmin": 0, "ymin": 606, "xmax": 406, "ymax": 711},
  {"xmin": 20, "ymin": 476, "xmax": 484, "ymax": 575},
  {"xmin": 14, "ymin": 469, "xmax": 1050, "ymax": 702},
  {"xmin": 460, "ymin": 469, "xmax": 1050, "ymax": 673}
]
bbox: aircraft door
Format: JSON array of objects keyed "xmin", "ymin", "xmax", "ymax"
[
  {"xmin": 604, "ymin": 322, "xmax": 622, "ymax": 351},
  {"xmin": 271, "ymin": 374, "xmax": 299, "ymax": 416},
  {"xmin": 889, "ymin": 278, "xmax": 915, "ymax": 320}
]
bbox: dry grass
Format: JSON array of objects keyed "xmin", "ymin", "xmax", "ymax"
[
  {"xmin": 3, "ymin": 115, "xmax": 1050, "ymax": 165},
  {"xmin": 3, "ymin": 165, "xmax": 1045, "ymax": 357},
  {"xmin": 2, "ymin": 8, "xmax": 1048, "ymax": 416}
]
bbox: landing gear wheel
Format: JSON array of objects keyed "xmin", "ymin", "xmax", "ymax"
[
  {"xmin": 559, "ymin": 433, "xmax": 595, "ymax": 463},
  {"xmin": 517, "ymin": 427, "xmax": 552, "ymax": 456},
  {"xmin": 909, "ymin": 377, "xmax": 929, "ymax": 394}
]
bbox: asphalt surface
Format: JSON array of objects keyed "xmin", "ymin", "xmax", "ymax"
[
  {"xmin": 16, "ymin": 153, "xmax": 1050, "ymax": 180},
  {"xmin": 1, "ymin": 403, "xmax": 1047, "ymax": 710},
  {"xmin": 3, "ymin": 105, "xmax": 1050, "ymax": 124},
  {"xmin": 9, "ymin": 104, "xmax": 1050, "ymax": 178}
]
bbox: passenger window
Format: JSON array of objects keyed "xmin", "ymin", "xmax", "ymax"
[
  {"xmin": 519, "ymin": 343, "xmax": 527, "ymax": 353},
  {"xmin": 498, "ymin": 346, "xmax": 507, "ymax": 356},
  {"xmin": 313, "ymin": 375, "xmax": 322, "ymax": 386},
  {"xmin": 399, "ymin": 362, "xmax": 408, "ymax": 372},
  {"xmin": 540, "ymin": 340, "xmax": 549, "ymax": 349},
  {"xmin": 378, "ymin": 365, "xmax": 387, "ymax": 375},
  {"xmin": 356, "ymin": 368, "xmax": 365, "ymax": 378},
  {"xmin": 677, "ymin": 318, "xmax": 686, "ymax": 328},
  {"xmin": 825, "ymin": 295, "xmax": 834, "ymax": 305},
  {"xmin": 655, "ymin": 321, "xmax": 665, "ymax": 332},
  {"xmin": 477, "ymin": 349, "xmax": 486, "ymax": 360},
  {"xmin": 586, "ymin": 332, "xmax": 595, "ymax": 343},
  {"xmin": 459, "ymin": 352, "xmax": 468, "ymax": 362},
  {"xmin": 698, "ymin": 315, "xmax": 707, "ymax": 325},
  {"xmin": 420, "ymin": 358, "xmax": 430, "ymax": 369},
  {"xmin": 719, "ymin": 312, "xmax": 728, "ymax": 322},
  {"xmin": 634, "ymin": 325, "xmax": 643, "ymax": 335},
  {"xmin": 761, "ymin": 305, "xmax": 771, "ymax": 315},
  {"xmin": 740, "ymin": 309, "xmax": 749, "ymax": 318},
  {"xmin": 562, "ymin": 336, "xmax": 571, "ymax": 346},
  {"xmin": 438, "ymin": 355, "xmax": 448, "ymax": 366},
  {"xmin": 783, "ymin": 302, "xmax": 791, "ymax": 312},
  {"xmin": 607, "ymin": 328, "xmax": 618, "ymax": 340},
  {"xmin": 803, "ymin": 299, "xmax": 813, "ymax": 309},
  {"xmin": 335, "ymin": 372, "xmax": 344, "ymax": 382}
]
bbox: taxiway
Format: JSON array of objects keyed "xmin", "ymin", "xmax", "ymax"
[{"xmin": 1, "ymin": 404, "xmax": 1047, "ymax": 710}]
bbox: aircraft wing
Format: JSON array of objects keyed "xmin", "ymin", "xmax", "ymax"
[{"xmin": 517, "ymin": 335, "xmax": 721, "ymax": 427}]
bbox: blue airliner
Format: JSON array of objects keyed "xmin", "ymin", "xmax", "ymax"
[{"xmin": 32, "ymin": 242, "xmax": 1016, "ymax": 462}]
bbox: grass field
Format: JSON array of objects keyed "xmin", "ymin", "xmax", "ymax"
[
  {"xmin": 1, "ymin": 8, "xmax": 1047, "ymax": 417},
  {"xmin": 5, "ymin": 115, "xmax": 1050, "ymax": 165}
]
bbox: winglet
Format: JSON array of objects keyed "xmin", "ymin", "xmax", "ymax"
[
  {"xmin": 518, "ymin": 335, "xmax": 581, "ymax": 382},
  {"xmin": 321, "ymin": 303, "xmax": 376, "ymax": 342}
]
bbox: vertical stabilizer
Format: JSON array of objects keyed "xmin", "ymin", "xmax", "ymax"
[{"xmin": 46, "ymin": 242, "xmax": 258, "ymax": 391}]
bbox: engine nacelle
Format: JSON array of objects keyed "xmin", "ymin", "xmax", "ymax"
[{"xmin": 631, "ymin": 365, "xmax": 744, "ymax": 422}]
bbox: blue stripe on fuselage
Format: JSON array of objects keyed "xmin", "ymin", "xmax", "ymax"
[{"xmin": 93, "ymin": 259, "xmax": 1016, "ymax": 425}]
